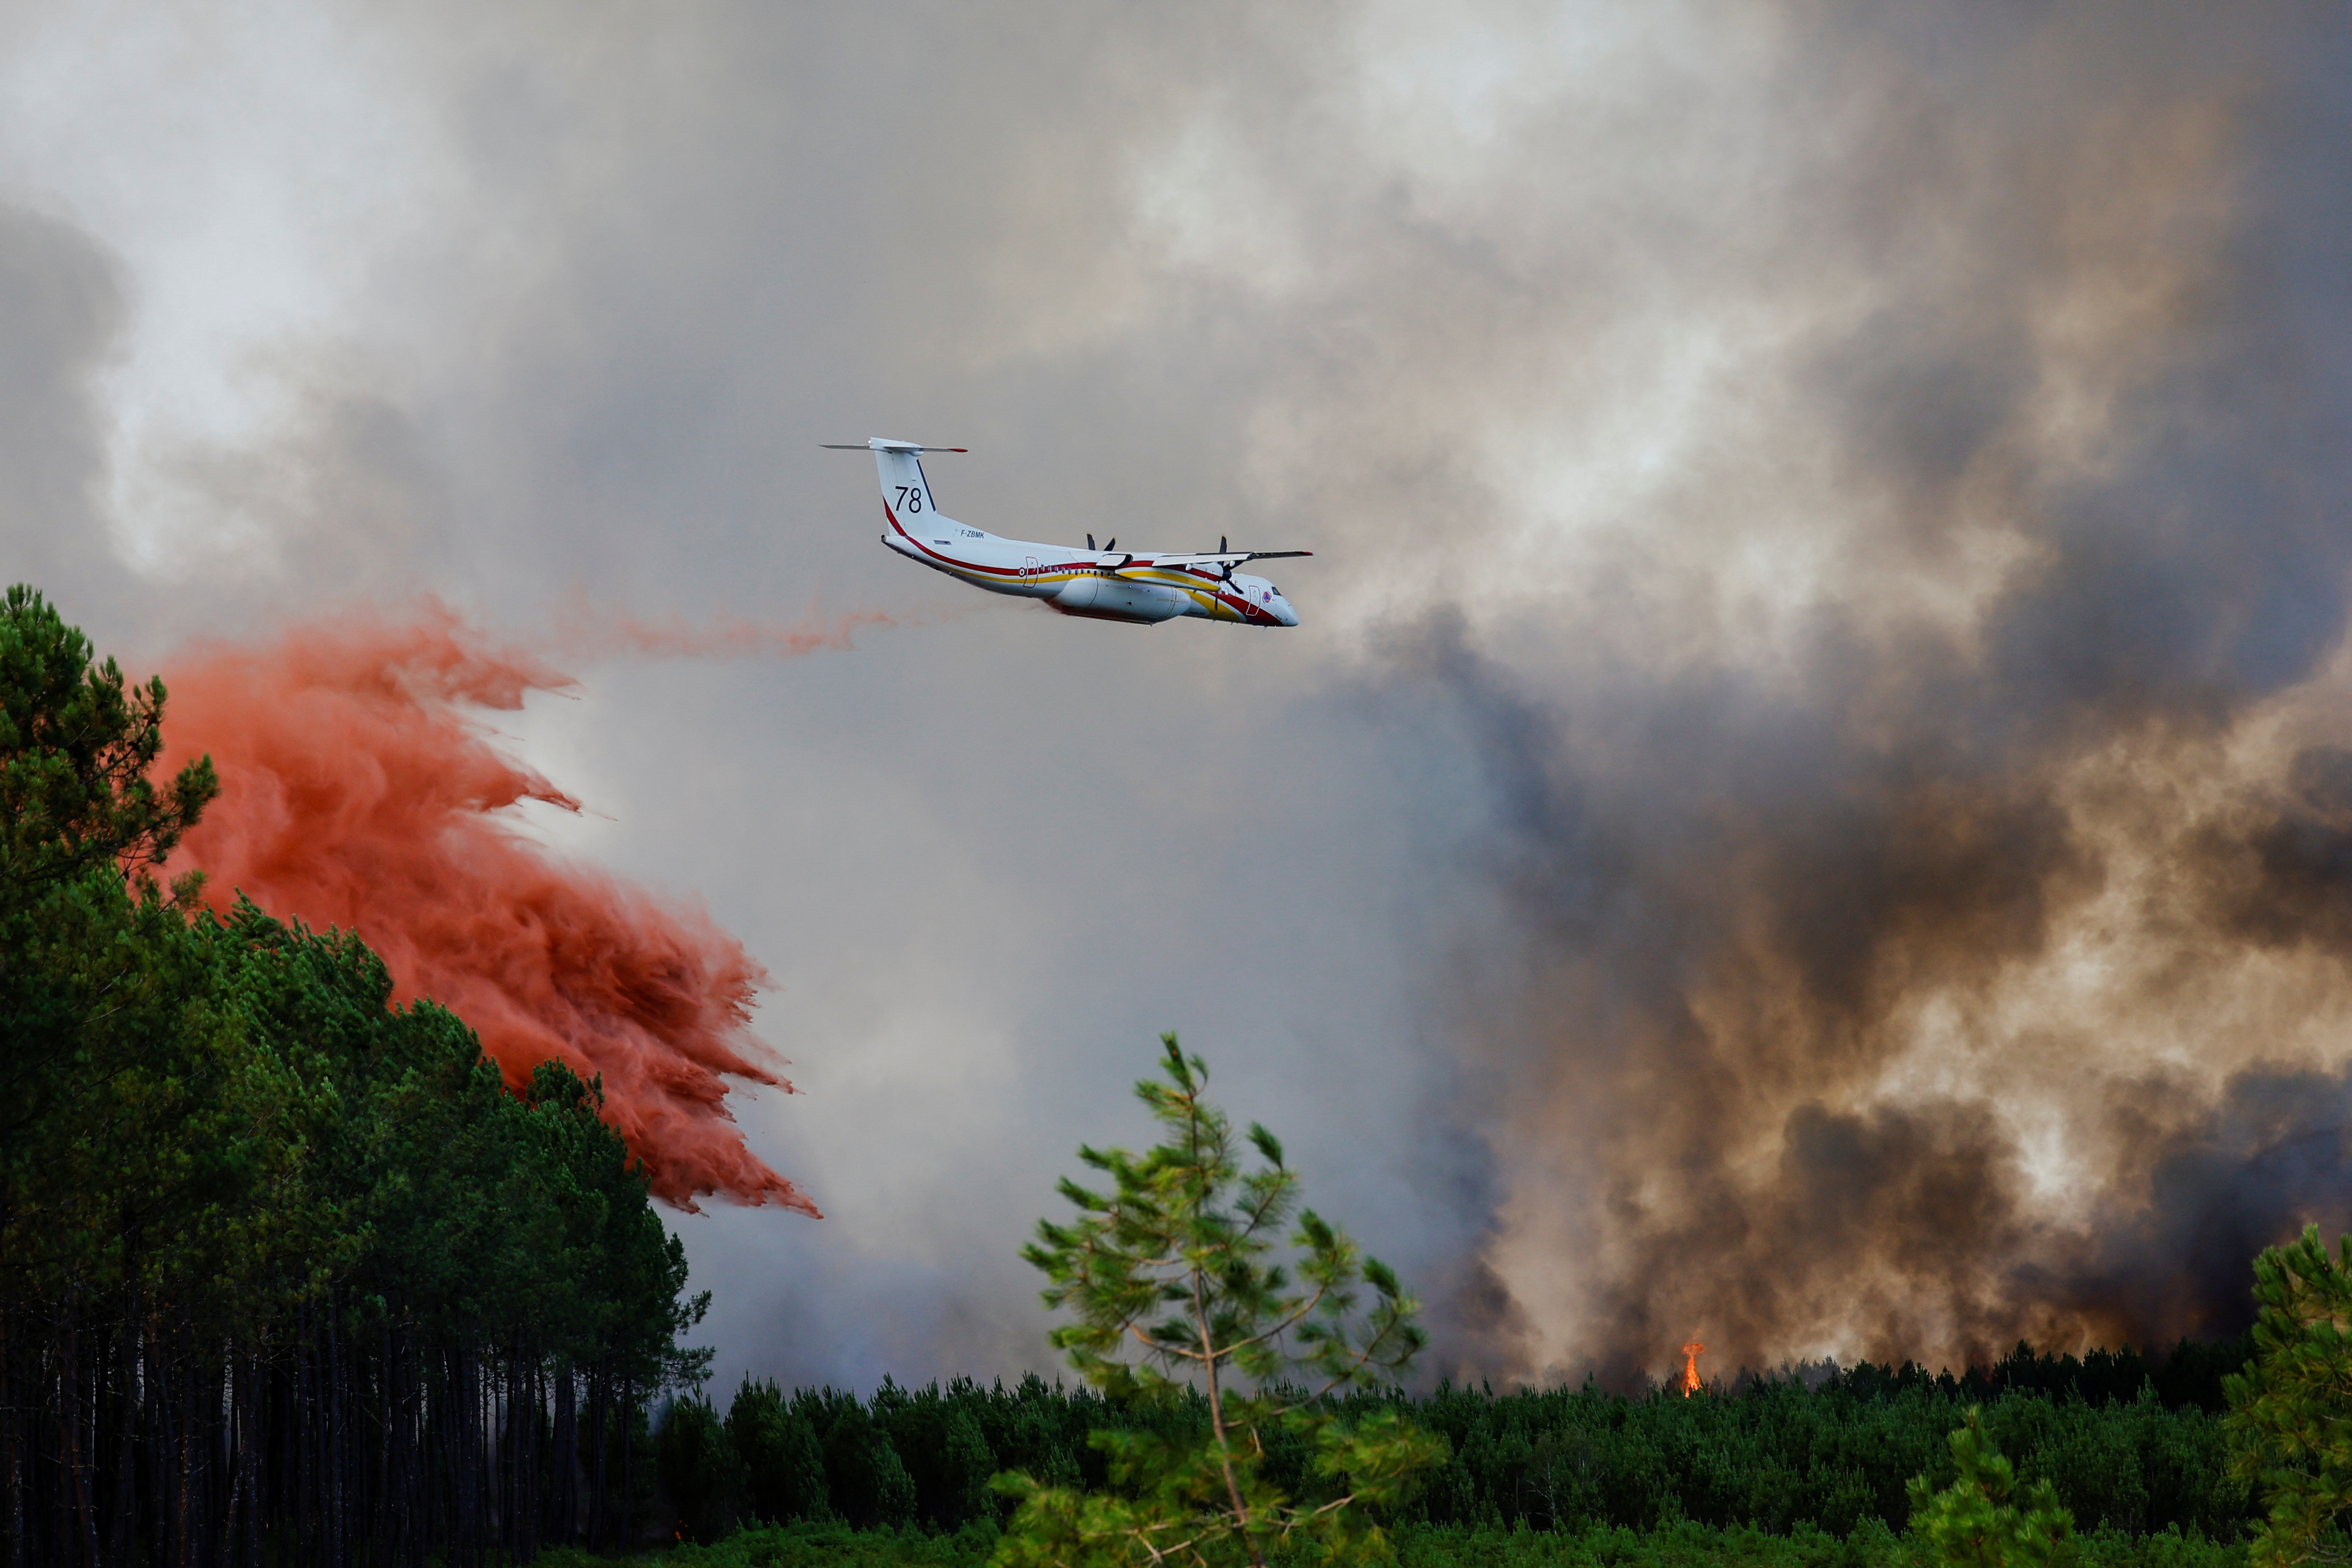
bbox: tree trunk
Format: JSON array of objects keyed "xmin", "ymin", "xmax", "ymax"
[
  {"xmin": 103, "ymin": 1307, "xmax": 133, "ymax": 1568},
  {"xmin": 619, "ymin": 1379, "xmax": 634, "ymax": 1553},
  {"xmin": 551, "ymin": 1359, "xmax": 576, "ymax": 1547},
  {"xmin": 2, "ymin": 1327, "xmax": 24, "ymax": 1568},
  {"xmin": 327, "ymin": 1307, "xmax": 346, "ymax": 1568},
  {"xmin": 62, "ymin": 1307, "xmax": 101, "ymax": 1568},
  {"xmin": 171, "ymin": 1331, "xmax": 194, "ymax": 1568},
  {"xmin": 586, "ymin": 1368, "xmax": 607, "ymax": 1554}
]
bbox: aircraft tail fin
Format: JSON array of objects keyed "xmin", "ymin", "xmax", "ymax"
[{"xmin": 821, "ymin": 437, "xmax": 965, "ymax": 530}]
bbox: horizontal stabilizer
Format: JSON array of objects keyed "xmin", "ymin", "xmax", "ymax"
[{"xmin": 820, "ymin": 438, "xmax": 968, "ymax": 453}]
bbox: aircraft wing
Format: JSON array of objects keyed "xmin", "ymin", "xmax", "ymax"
[{"xmin": 1127, "ymin": 549, "xmax": 1313, "ymax": 571}]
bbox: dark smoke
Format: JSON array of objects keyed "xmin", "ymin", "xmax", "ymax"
[
  {"xmin": 1384, "ymin": 4, "xmax": 2352, "ymax": 1383},
  {"xmin": 16, "ymin": 0, "xmax": 2352, "ymax": 1396}
]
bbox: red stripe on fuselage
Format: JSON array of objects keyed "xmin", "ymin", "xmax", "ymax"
[{"xmin": 883, "ymin": 503, "xmax": 1279, "ymax": 622}]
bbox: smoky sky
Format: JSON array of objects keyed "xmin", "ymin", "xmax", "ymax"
[{"xmin": 5, "ymin": 0, "xmax": 2352, "ymax": 1390}]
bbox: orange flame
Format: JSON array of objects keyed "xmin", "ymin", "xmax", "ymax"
[{"xmin": 1677, "ymin": 1340, "xmax": 1706, "ymax": 1397}]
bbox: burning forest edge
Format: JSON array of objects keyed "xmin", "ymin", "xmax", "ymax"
[
  {"xmin": 626, "ymin": 1339, "xmax": 2255, "ymax": 1549},
  {"xmin": 0, "ymin": 584, "xmax": 2303, "ymax": 1568}
]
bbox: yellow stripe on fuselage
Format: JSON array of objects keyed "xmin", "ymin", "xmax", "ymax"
[{"xmin": 921, "ymin": 549, "xmax": 1260, "ymax": 621}]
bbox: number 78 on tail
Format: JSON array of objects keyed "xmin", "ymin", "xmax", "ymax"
[{"xmin": 822, "ymin": 438, "xmax": 1310, "ymax": 626}]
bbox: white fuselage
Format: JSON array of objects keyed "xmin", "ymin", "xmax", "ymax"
[
  {"xmin": 863, "ymin": 444, "xmax": 1301, "ymax": 627},
  {"xmin": 882, "ymin": 510, "xmax": 1299, "ymax": 626}
]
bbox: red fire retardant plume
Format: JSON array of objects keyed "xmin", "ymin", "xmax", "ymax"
[{"xmin": 157, "ymin": 601, "xmax": 820, "ymax": 1215}]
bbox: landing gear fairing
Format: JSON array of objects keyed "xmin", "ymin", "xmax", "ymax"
[{"xmin": 821, "ymin": 438, "xmax": 1310, "ymax": 626}]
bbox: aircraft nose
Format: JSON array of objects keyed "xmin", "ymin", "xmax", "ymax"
[{"xmin": 1275, "ymin": 599, "xmax": 1299, "ymax": 628}]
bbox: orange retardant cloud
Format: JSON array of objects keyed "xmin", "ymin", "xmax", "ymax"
[{"xmin": 157, "ymin": 600, "xmax": 819, "ymax": 1215}]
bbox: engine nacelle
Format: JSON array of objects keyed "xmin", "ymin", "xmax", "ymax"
[{"xmin": 1052, "ymin": 575, "xmax": 1188, "ymax": 624}]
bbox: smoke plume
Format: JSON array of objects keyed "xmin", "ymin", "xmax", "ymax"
[
  {"xmin": 1388, "ymin": 3, "xmax": 2352, "ymax": 1381},
  {"xmin": 158, "ymin": 600, "xmax": 819, "ymax": 1213},
  {"xmin": 18, "ymin": 0, "xmax": 2352, "ymax": 1394}
]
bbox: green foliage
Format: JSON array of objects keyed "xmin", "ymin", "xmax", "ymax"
[
  {"xmin": 536, "ymin": 1513, "xmax": 2246, "ymax": 1568},
  {"xmin": 0, "ymin": 589, "xmax": 710, "ymax": 1563},
  {"xmin": 1385, "ymin": 1519, "xmax": 2234, "ymax": 1568},
  {"xmin": 540, "ymin": 1516, "xmax": 1006, "ymax": 1566},
  {"xmin": 1904, "ymin": 1406, "xmax": 2077, "ymax": 1568},
  {"xmin": 1836, "ymin": 1339, "xmax": 2255, "ymax": 1417},
  {"xmin": 874, "ymin": 1377, "xmax": 1005, "ymax": 1529},
  {"xmin": 665, "ymin": 1357, "xmax": 2244, "ymax": 1550},
  {"xmin": 997, "ymin": 1032, "xmax": 1443, "ymax": 1567},
  {"xmin": 667, "ymin": 1395, "xmax": 750, "ymax": 1542},
  {"xmin": 2224, "ymin": 1224, "xmax": 2352, "ymax": 1568},
  {"xmin": 733, "ymin": 1377, "xmax": 835, "ymax": 1524},
  {"xmin": 0, "ymin": 583, "xmax": 215, "ymax": 913},
  {"xmin": 830, "ymin": 1398, "xmax": 923, "ymax": 1529}
]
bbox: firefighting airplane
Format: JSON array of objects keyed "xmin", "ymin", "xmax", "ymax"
[{"xmin": 821, "ymin": 438, "xmax": 1309, "ymax": 626}]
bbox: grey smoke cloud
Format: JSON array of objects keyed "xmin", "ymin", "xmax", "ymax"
[
  {"xmin": 0, "ymin": 203, "xmax": 126, "ymax": 622},
  {"xmin": 3, "ymin": 0, "xmax": 2349, "ymax": 1390}
]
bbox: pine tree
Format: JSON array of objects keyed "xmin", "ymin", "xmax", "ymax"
[
  {"xmin": 826, "ymin": 1400, "xmax": 918, "ymax": 1529},
  {"xmin": 2226, "ymin": 1224, "xmax": 2352, "ymax": 1567},
  {"xmin": 0, "ymin": 584, "xmax": 215, "ymax": 914},
  {"xmin": 729, "ymin": 1377, "xmax": 833, "ymax": 1524},
  {"xmin": 1, "ymin": 588, "xmax": 715, "ymax": 1564},
  {"xmin": 1904, "ymin": 1406, "xmax": 2075, "ymax": 1567},
  {"xmin": 658, "ymin": 1394, "xmax": 744, "ymax": 1542},
  {"xmin": 995, "ymin": 1033, "xmax": 1443, "ymax": 1568}
]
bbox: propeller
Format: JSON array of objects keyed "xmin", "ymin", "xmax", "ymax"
[{"xmin": 1087, "ymin": 533, "xmax": 1096, "ymax": 550}]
